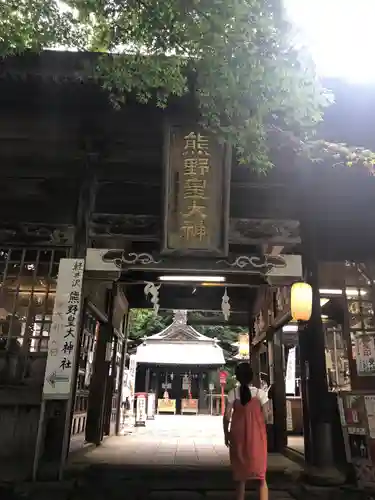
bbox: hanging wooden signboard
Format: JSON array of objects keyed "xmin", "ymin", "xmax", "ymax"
[{"xmin": 162, "ymin": 124, "xmax": 231, "ymax": 256}]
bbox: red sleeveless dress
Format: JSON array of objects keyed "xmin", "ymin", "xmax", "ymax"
[{"xmin": 229, "ymin": 395, "xmax": 267, "ymax": 482}]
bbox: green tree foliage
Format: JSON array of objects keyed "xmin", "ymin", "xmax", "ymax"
[
  {"xmin": 0, "ymin": 0, "xmax": 87, "ymax": 55},
  {"xmin": 193, "ymin": 324, "xmax": 246, "ymax": 353},
  {"xmin": 72, "ymin": 0, "xmax": 330, "ymax": 172},
  {"xmin": 2, "ymin": 0, "xmax": 373, "ymax": 173},
  {"xmin": 128, "ymin": 309, "xmax": 172, "ymax": 339}
]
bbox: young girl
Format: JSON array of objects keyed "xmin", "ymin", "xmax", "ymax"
[{"xmin": 223, "ymin": 363, "xmax": 269, "ymax": 500}]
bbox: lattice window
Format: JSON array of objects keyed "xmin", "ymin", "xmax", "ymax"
[{"xmin": 0, "ymin": 248, "xmax": 68, "ymax": 353}]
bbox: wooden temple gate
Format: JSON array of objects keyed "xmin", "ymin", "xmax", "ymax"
[{"xmin": 0, "ymin": 52, "xmax": 375, "ymax": 482}]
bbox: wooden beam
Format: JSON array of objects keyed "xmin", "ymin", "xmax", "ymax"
[
  {"xmin": 0, "ymin": 213, "xmax": 300, "ymax": 247},
  {"xmin": 187, "ymin": 313, "xmax": 249, "ymax": 326},
  {"xmin": 122, "ymin": 279, "xmax": 260, "ymax": 288},
  {"xmin": 126, "ymin": 284, "xmax": 254, "ymax": 313},
  {"xmin": 89, "ymin": 214, "xmax": 301, "ymax": 246},
  {"xmin": 93, "ymin": 249, "xmax": 292, "ymax": 276},
  {"xmin": 0, "ymin": 222, "xmax": 75, "ymax": 246}
]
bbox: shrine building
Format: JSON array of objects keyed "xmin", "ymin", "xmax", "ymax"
[{"xmin": 135, "ymin": 310, "xmax": 225, "ymax": 415}]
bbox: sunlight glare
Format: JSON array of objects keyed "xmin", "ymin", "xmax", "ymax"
[{"xmin": 285, "ymin": 0, "xmax": 375, "ymax": 82}]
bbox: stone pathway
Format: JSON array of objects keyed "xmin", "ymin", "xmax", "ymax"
[
  {"xmin": 2, "ymin": 416, "xmax": 368, "ymax": 500},
  {"xmin": 71, "ymin": 415, "xmax": 301, "ymax": 472},
  {"xmin": 74, "ymin": 415, "xmax": 230, "ymax": 467},
  {"xmin": 65, "ymin": 415, "xmax": 303, "ymax": 500}
]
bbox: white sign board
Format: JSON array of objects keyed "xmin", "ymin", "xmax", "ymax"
[
  {"xmin": 338, "ymin": 397, "xmax": 346, "ymax": 426},
  {"xmin": 285, "ymin": 347, "xmax": 296, "ymax": 395},
  {"xmin": 122, "ymin": 369, "xmax": 130, "ymax": 399},
  {"xmin": 135, "ymin": 393, "xmax": 147, "ymax": 426},
  {"xmin": 182, "ymin": 375, "xmax": 189, "ymax": 390},
  {"xmin": 147, "ymin": 393, "xmax": 156, "ymax": 420},
  {"xmin": 356, "ymin": 336, "xmax": 375, "ymax": 376},
  {"xmin": 286, "ymin": 400, "xmax": 293, "ymax": 431},
  {"xmin": 365, "ymin": 396, "xmax": 375, "ymax": 438},
  {"xmin": 129, "ymin": 354, "xmax": 137, "ymax": 379},
  {"xmin": 43, "ymin": 259, "xmax": 84, "ymax": 399},
  {"xmin": 127, "ymin": 355, "xmax": 137, "ymax": 414}
]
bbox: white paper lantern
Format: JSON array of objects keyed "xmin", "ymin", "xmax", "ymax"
[{"xmin": 291, "ymin": 282, "xmax": 313, "ymax": 321}]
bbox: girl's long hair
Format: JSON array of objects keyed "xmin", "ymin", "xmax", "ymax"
[{"xmin": 235, "ymin": 363, "xmax": 253, "ymax": 406}]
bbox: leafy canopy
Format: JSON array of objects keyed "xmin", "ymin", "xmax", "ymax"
[
  {"xmin": 1, "ymin": 0, "xmax": 374, "ymax": 173},
  {"xmin": 129, "ymin": 309, "xmax": 172, "ymax": 339},
  {"xmin": 0, "ymin": 0, "xmax": 87, "ymax": 54}
]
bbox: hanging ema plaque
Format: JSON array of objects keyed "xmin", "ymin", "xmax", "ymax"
[{"xmin": 162, "ymin": 125, "xmax": 231, "ymax": 256}]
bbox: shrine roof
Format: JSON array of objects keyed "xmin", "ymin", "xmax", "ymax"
[
  {"xmin": 136, "ymin": 342, "xmax": 225, "ymax": 365},
  {"xmin": 135, "ymin": 310, "xmax": 225, "ymax": 365}
]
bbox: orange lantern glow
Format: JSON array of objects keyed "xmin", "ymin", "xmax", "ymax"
[
  {"xmin": 238, "ymin": 333, "xmax": 249, "ymax": 358},
  {"xmin": 291, "ymin": 282, "xmax": 313, "ymax": 321}
]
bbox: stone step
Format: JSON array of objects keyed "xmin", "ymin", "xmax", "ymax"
[
  {"xmin": 9, "ymin": 484, "xmax": 364, "ymax": 500},
  {"xmin": 6, "ymin": 479, "xmax": 361, "ymax": 500},
  {"xmin": 80, "ymin": 462, "xmax": 300, "ymax": 477},
  {"xmin": 77, "ymin": 480, "xmax": 294, "ymax": 493},
  {"xmin": 76, "ymin": 465, "xmax": 299, "ymax": 491},
  {"xmin": 8, "ymin": 487, "xmax": 293, "ymax": 500},
  {"xmin": 146, "ymin": 492, "xmax": 295, "ymax": 500},
  {"xmin": 70, "ymin": 485, "xmax": 296, "ymax": 500},
  {"xmin": 71, "ymin": 469, "xmax": 300, "ymax": 500}
]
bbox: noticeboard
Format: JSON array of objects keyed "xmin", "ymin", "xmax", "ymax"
[{"xmin": 338, "ymin": 392, "xmax": 375, "ymax": 487}]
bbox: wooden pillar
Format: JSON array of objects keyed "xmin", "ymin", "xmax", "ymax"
[
  {"xmin": 155, "ymin": 368, "xmax": 160, "ymax": 413},
  {"xmin": 216, "ymin": 367, "xmax": 220, "ymax": 415},
  {"xmin": 300, "ymin": 218, "xmax": 343, "ymax": 482},
  {"xmin": 269, "ymin": 330, "xmax": 287, "ymax": 452},
  {"xmin": 115, "ymin": 313, "xmax": 130, "ymax": 435},
  {"xmin": 86, "ymin": 288, "xmax": 114, "ymax": 445},
  {"xmin": 103, "ymin": 334, "xmax": 116, "ymax": 436},
  {"xmin": 198, "ymin": 372, "xmax": 205, "ymax": 413},
  {"xmin": 145, "ymin": 367, "xmax": 150, "ymax": 415},
  {"xmin": 249, "ymin": 316, "xmax": 261, "ymax": 386},
  {"xmin": 72, "ymin": 151, "xmax": 98, "ymax": 259},
  {"xmin": 85, "ymin": 321, "xmax": 110, "ymax": 444},
  {"xmin": 145, "ymin": 367, "xmax": 151, "ymax": 394},
  {"xmin": 298, "ymin": 320, "xmax": 312, "ymax": 464}
]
